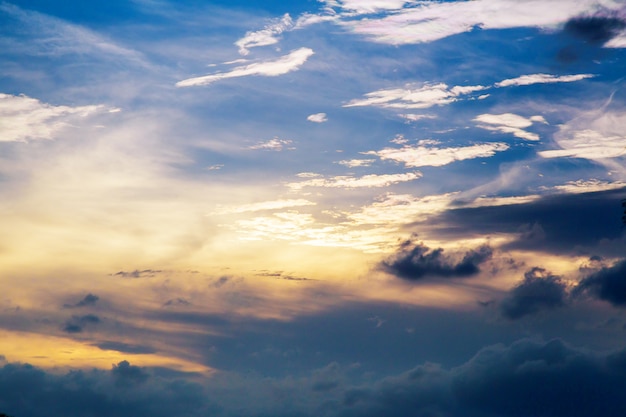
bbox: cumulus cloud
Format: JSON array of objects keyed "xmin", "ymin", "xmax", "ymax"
[
  {"xmin": 474, "ymin": 113, "xmax": 547, "ymax": 141},
  {"xmin": 379, "ymin": 237, "xmax": 493, "ymax": 281},
  {"xmin": 344, "ymin": 83, "xmax": 487, "ymax": 109},
  {"xmin": 500, "ymin": 267, "xmax": 568, "ymax": 320},
  {"xmin": 574, "ymin": 258, "xmax": 626, "ymax": 307},
  {"xmin": 0, "ymin": 93, "xmax": 104, "ymax": 142},
  {"xmin": 307, "ymin": 112, "xmax": 328, "ymax": 123},
  {"xmin": 248, "ymin": 138, "xmax": 295, "ymax": 151},
  {"xmin": 235, "ymin": 13, "xmax": 293, "ymax": 55},
  {"xmin": 366, "ymin": 141, "xmax": 509, "ymax": 167},
  {"xmin": 176, "ymin": 47, "xmax": 314, "ymax": 87},
  {"xmin": 494, "ymin": 73, "xmax": 595, "ymax": 87},
  {"xmin": 287, "ymin": 171, "xmax": 422, "ymax": 190}
]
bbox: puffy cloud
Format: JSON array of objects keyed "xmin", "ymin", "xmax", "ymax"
[
  {"xmin": 494, "ymin": 73, "xmax": 595, "ymax": 87},
  {"xmin": 474, "ymin": 113, "xmax": 548, "ymax": 141},
  {"xmin": 500, "ymin": 267, "xmax": 568, "ymax": 320},
  {"xmin": 307, "ymin": 112, "xmax": 328, "ymax": 123},
  {"xmin": 248, "ymin": 138, "xmax": 295, "ymax": 151},
  {"xmin": 574, "ymin": 259, "xmax": 626, "ymax": 306},
  {"xmin": 0, "ymin": 93, "xmax": 104, "ymax": 142},
  {"xmin": 379, "ymin": 237, "xmax": 493, "ymax": 281},
  {"xmin": 235, "ymin": 13, "xmax": 293, "ymax": 55},
  {"xmin": 344, "ymin": 83, "xmax": 487, "ymax": 109},
  {"xmin": 176, "ymin": 47, "xmax": 314, "ymax": 87},
  {"xmin": 366, "ymin": 141, "xmax": 509, "ymax": 167},
  {"xmin": 287, "ymin": 172, "xmax": 422, "ymax": 190}
]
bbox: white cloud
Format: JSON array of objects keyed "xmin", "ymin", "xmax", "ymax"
[
  {"xmin": 287, "ymin": 172, "xmax": 422, "ymax": 189},
  {"xmin": 344, "ymin": 83, "xmax": 487, "ymax": 109},
  {"xmin": 337, "ymin": 159, "xmax": 376, "ymax": 168},
  {"xmin": 474, "ymin": 113, "xmax": 548, "ymax": 141},
  {"xmin": 543, "ymin": 179, "xmax": 626, "ymax": 194},
  {"xmin": 538, "ymin": 129, "xmax": 626, "ymax": 159},
  {"xmin": 0, "ymin": 93, "xmax": 104, "ymax": 142},
  {"xmin": 307, "ymin": 113, "xmax": 328, "ymax": 123},
  {"xmin": 248, "ymin": 138, "xmax": 295, "ymax": 151},
  {"xmin": 365, "ymin": 142, "xmax": 509, "ymax": 168},
  {"xmin": 399, "ymin": 114, "xmax": 437, "ymax": 123},
  {"xmin": 176, "ymin": 48, "xmax": 314, "ymax": 87},
  {"xmin": 605, "ymin": 30, "xmax": 626, "ymax": 48},
  {"xmin": 332, "ymin": 0, "xmax": 623, "ymax": 45},
  {"xmin": 495, "ymin": 73, "xmax": 595, "ymax": 87},
  {"xmin": 235, "ymin": 14, "xmax": 294, "ymax": 55},
  {"xmin": 212, "ymin": 199, "xmax": 315, "ymax": 215}
]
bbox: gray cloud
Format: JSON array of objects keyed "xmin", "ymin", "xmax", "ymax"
[
  {"xmin": 564, "ymin": 15, "xmax": 626, "ymax": 45},
  {"xmin": 62, "ymin": 314, "xmax": 101, "ymax": 333},
  {"xmin": 112, "ymin": 269, "xmax": 162, "ymax": 279},
  {"xmin": 63, "ymin": 293, "xmax": 99, "ymax": 309},
  {"xmin": 574, "ymin": 259, "xmax": 626, "ymax": 306},
  {"xmin": 500, "ymin": 268, "xmax": 568, "ymax": 320},
  {"xmin": 379, "ymin": 237, "xmax": 492, "ymax": 281}
]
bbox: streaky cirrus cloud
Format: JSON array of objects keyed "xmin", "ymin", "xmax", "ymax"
[
  {"xmin": 287, "ymin": 171, "xmax": 422, "ymax": 190},
  {"xmin": 495, "ymin": 73, "xmax": 595, "ymax": 87},
  {"xmin": 0, "ymin": 93, "xmax": 104, "ymax": 142},
  {"xmin": 211, "ymin": 199, "xmax": 315, "ymax": 215},
  {"xmin": 365, "ymin": 141, "xmax": 510, "ymax": 168},
  {"xmin": 344, "ymin": 83, "xmax": 488, "ymax": 109},
  {"xmin": 500, "ymin": 267, "xmax": 568, "ymax": 320},
  {"xmin": 474, "ymin": 113, "xmax": 548, "ymax": 141},
  {"xmin": 176, "ymin": 47, "xmax": 314, "ymax": 87},
  {"xmin": 235, "ymin": 13, "xmax": 293, "ymax": 55},
  {"xmin": 307, "ymin": 112, "xmax": 328, "ymax": 123},
  {"xmin": 379, "ymin": 237, "xmax": 493, "ymax": 281}
]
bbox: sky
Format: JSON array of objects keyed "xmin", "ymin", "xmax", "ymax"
[{"xmin": 1, "ymin": 0, "xmax": 626, "ymax": 416}]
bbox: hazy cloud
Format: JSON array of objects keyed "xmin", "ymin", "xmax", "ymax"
[
  {"xmin": 564, "ymin": 15, "xmax": 626, "ymax": 45},
  {"xmin": 63, "ymin": 293, "xmax": 100, "ymax": 309},
  {"xmin": 176, "ymin": 47, "xmax": 314, "ymax": 87},
  {"xmin": 248, "ymin": 138, "xmax": 295, "ymax": 151},
  {"xmin": 63, "ymin": 314, "xmax": 101, "ymax": 333},
  {"xmin": 287, "ymin": 172, "xmax": 422, "ymax": 189}
]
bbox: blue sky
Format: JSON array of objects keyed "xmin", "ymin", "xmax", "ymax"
[{"xmin": 1, "ymin": 1, "xmax": 626, "ymax": 416}]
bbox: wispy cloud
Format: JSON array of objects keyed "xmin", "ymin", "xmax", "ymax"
[
  {"xmin": 495, "ymin": 73, "xmax": 595, "ymax": 88},
  {"xmin": 235, "ymin": 13, "xmax": 294, "ymax": 55},
  {"xmin": 248, "ymin": 138, "xmax": 295, "ymax": 151},
  {"xmin": 337, "ymin": 159, "xmax": 376, "ymax": 168},
  {"xmin": 365, "ymin": 141, "xmax": 509, "ymax": 168},
  {"xmin": 0, "ymin": 93, "xmax": 104, "ymax": 142},
  {"xmin": 307, "ymin": 113, "xmax": 328, "ymax": 123},
  {"xmin": 539, "ymin": 129, "xmax": 626, "ymax": 159},
  {"xmin": 344, "ymin": 83, "xmax": 487, "ymax": 109},
  {"xmin": 176, "ymin": 47, "xmax": 314, "ymax": 87},
  {"xmin": 474, "ymin": 113, "xmax": 548, "ymax": 141},
  {"xmin": 287, "ymin": 172, "xmax": 422, "ymax": 190},
  {"xmin": 212, "ymin": 199, "xmax": 315, "ymax": 215}
]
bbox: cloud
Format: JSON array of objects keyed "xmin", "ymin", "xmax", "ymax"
[
  {"xmin": 287, "ymin": 172, "xmax": 422, "ymax": 190},
  {"xmin": 112, "ymin": 270, "xmax": 163, "ymax": 278},
  {"xmin": 379, "ymin": 237, "xmax": 492, "ymax": 281},
  {"xmin": 574, "ymin": 259, "xmax": 626, "ymax": 306},
  {"xmin": 307, "ymin": 113, "xmax": 328, "ymax": 123},
  {"xmin": 248, "ymin": 138, "xmax": 295, "ymax": 151},
  {"xmin": 337, "ymin": 159, "xmax": 376, "ymax": 168},
  {"xmin": 564, "ymin": 15, "xmax": 626, "ymax": 45},
  {"xmin": 344, "ymin": 83, "xmax": 487, "ymax": 109},
  {"xmin": 494, "ymin": 73, "xmax": 595, "ymax": 87},
  {"xmin": 63, "ymin": 314, "xmax": 101, "ymax": 333},
  {"xmin": 235, "ymin": 13, "xmax": 293, "ymax": 55},
  {"xmin": 500, "ymin": 267, "xmax": 568, "ymax": 320},
  {"xmin": 0, "ymin": 93, "xmax": 104, "ymax": 142},
  {"xmin": 63, "ymin": 293, "xmax": 100, "ymax": 309},
  {"xmin": 474, "ymin": 113, "xmax": 547, "ymax": 141},
  {"xmin": 176, "ymin": 47, "xmax": 314, "ymax": 87},
  {"xmin": 329, "ymin": 0, "xmax": 626, "ymax": 46},
  {"xmin": 539, "ymin": 129, "xmax": 626, "ymax": 159},
  {"xmin": 96, "ymin": 341, "xmax": 157, "ymax": 355},
  {"xmin": 212, "ymin": 199, "xmax": 315, "ymax": 215},
  {"xmin": 366, "ymin": 141, "xmax": 509, "ymax": 167}
]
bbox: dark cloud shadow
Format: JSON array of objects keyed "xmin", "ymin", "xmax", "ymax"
[
  {"xmin": 500, "ymin": 267, "xmax": 568, "ymax": 320},
  {"xmin": 574, "ymin": 258, "xmax": 626, "ymax": 306}
]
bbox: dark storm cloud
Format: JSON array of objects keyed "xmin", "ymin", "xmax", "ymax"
[
  {"xmin": 564, "ymin": 15, "xmax": 626, "ymax": 45},
  {"xmin": 63, "ymin": 293, "xmax": 99, "ymax": 309},
  {"xmin": 379, "ymin": 237, "xmax": 492, "ymax": 281},
  {"xmin": 500, "ymin": 267, "xmax": 568, "ymax": 320},
  {"xmin": 62, "ymin": 314, "xmax": 101, "ymax": 333},
  {"xmin": 435, "ymin": 188, "xmax": 626, "ymax": 255},
  {"xmin": 574, "ymin": 259, "xmax": 626, "ymax": 306},
  {"xmin": 0, "ymin": 360, "xmax": 213, "ymax": 417}
]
